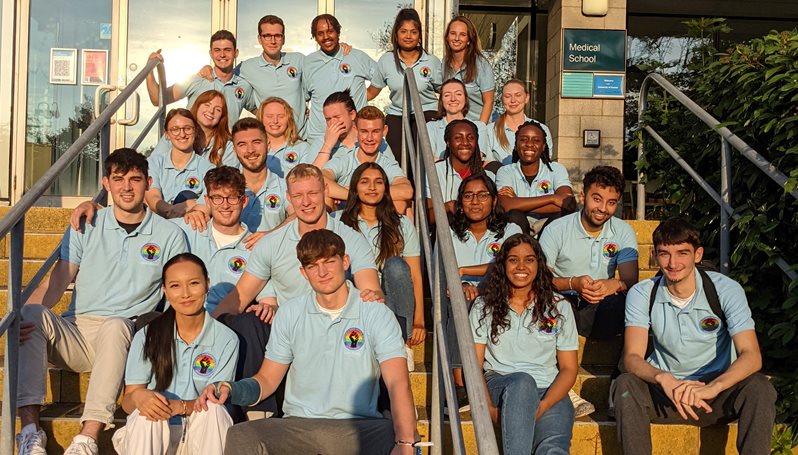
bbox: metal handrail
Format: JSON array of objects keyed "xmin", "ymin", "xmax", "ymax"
[
  {"xmin": 636, "ymin": 73, "xmax": 797, "ymax": 280},
  {"xmin": 401, "ymin": 68, "xmax": 500, "ymax": 454},
  {"xmin": 0, "ymin": 57, "xmax": 167, "ymax": 455}
]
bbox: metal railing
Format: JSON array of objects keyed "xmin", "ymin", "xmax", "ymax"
[
  {"xmin": 0, "ymin": 57, "xmax": 167, "ymax": 454},
  {"xmin": 401, "ymin": 68, "xmax": 500, "ymax": 454},
  {"xmin": 636, "ymin": 73, "xmax": 797, "ymax": 280}
]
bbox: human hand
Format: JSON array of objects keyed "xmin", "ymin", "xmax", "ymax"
[
  {"xmin": 243, "ymin": 232, "xmax": 267, "ymax": 250},
  {"xmin": 360, "ymin": 288, "xmax": 385, "ymax": 303},
  {"xmin": 70, "ymin": 201, "xmax": 100, "ymax": 231},
  {"xmin": 389, "ymin": 444, "xmax": 415, "ymax": 455},
  {"xmin": 488, "ymin": 404, "xmax": 499, "ymax": 424},
  {"xmin": 148, "ymin": 49, "xmax": 164, "ymax": 62},
  {"xmin": 20, "ymin": 322, "xmax": 35, "ymax": 345},
  {"xmin": 246, "ymin": 301, "xmax": 277, "ymax": 323},
  {"xmin": 592, "ymin": 279, "xmax": 622, "ymax": 299},
  {"xmin": 340, "ymin": 42, "xmax": 353, "ymax": 56},
  {"xmin": 135, "ymin": 390, "xmax": 172, "ymax": 421},
  {"xmin": 198, "ymin": 64, "xmax": 214, "ymax": 81},
  {"xmin": 184, "ymin": 208, "xmax": 210, "ymax": 232},
  {"xmin": 573, "ymin": 275, "xmax": 603, "ymax": 304},
  {"xmin": 657, "ymin": 373, "xmax": 711, "ymax": 420},
  {"xmin": 408, "ymin": 322, "xmax": 426, "ymax": 346},
  {"xmin": 444, "ymin": 201, "xmax": 456, "ymax": 214},
  {"xmin": 195, "ymin": 383, "xmax": 229, "ymax": 413},
  {"xmin": 461, "ymin": 283, "xmax": 479, "ymax": 301},
  {"xmin": 324, "ymin": 120, "xmax": 347, "ymax": 148},
  {"xmin": 497, "ymin": 186, "xmax": 516, "ymax": 198}
]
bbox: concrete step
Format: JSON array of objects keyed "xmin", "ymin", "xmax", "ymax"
[
  {"xmin": 0, "ymin": 233, "xmax": 63, "ymax": 260},
  {"xmin": 0, "ymin": 259, "xmax": 51, "ymax": 288},
  {"xmin": 0, "ymin": 207, "xmax": 72, "ymax": 235}
]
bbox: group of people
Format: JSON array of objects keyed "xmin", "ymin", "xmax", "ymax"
[{"xmin": 14, "ymin": 7, "xmax": 776, "ymax": 455}]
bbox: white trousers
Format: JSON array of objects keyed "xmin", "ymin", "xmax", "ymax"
[{"xmin": 112, "ymin": 402, "xmax": 232, "ymax": 455}]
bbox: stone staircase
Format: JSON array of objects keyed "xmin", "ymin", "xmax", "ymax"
[{"xmin": 0, "ymin": 208, "xmax": 764, "ymax": 454}]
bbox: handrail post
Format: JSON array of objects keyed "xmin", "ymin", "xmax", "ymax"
[
  {"xmin": 1, "ymin": 220, "xmax": 24, "ymax": 455},
  {"xmin": 636, "ymin": 77, "xmax": 652, "ymax": 220},
  {"xmin": 98, "ymin": 122, "xmax": 111, "ymax": 206},
  {"xmin": 720, "ymin": 137, "xmax": 731, "ymax": 274}
]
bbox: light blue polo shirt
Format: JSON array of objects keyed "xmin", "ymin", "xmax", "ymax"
[
  {"xmin": 449, "ymin": 222, "xmax": 523, "ymax": 286},
  {"xmin": 486, "ymin": 117, "xmax": 554, "ymax": 164},
  {"xmin": 60, "ymin": 207, "xmax": 188, "ymax": 318},
  {"xmin": 148, "ymin": 135, "xmax": 237, "ymax": 169},
  {"xmin": 246, "ymin": 216, "xmax": 377, "ymax": 303},
  {"xmin": 424, "ymin": 160, "xmax": 496, "ymax": 203},
  {"xmin": 446, "ymin": 56, "xmax": 495, "ymax": 122},
  {"xmin": 303, "ymin": 48, "xmax": 377, "ymax": 141},
  {"xmin": 265, "ymin": 282, "xmax": 405, "ymax": 419},
  {"xmin": 372, "ymin": 51, "xmax": 442, "ymax": 115},
  {"xmin": 267, "ymin": 140, "xmax": 322, "ymax": 178},
  {"xmin": 240, "ymin": 170, "xmax": 288, "ymax": 232},
  {"xmin": 148, "ymin": 151, "xmax": 215, "ymax": 204},
  {"xmin": 425, "ymin": 118, "xmax": 490, "ymax": 160},
  {"xmin": 239, "ymin": 52, "xmax": 307, "ymax": 132},
  {"xmin": 178, "ymin": 73, "xmax": 254, "ymax": 129},
  {"xmin": 495, "ymin": 162, "xmax": 571, "ymax": 221},
  {"xmin": 625, "ymin": 272, "xmax": 756, "ymax": 380},
  {"xmin": 175, "ymin": 220, "xmax": 252, "ymax": 313},
  {"xmin": 323, "ymin": 147, "xmax": 406, "ymax": 188},
  {"xmin": 126, "ymin": 312, "xmax": 238, "ymax": 422},
  {"xmin": 539, "ymin": 211, "xmax": 638, "ymax": 282},
  {"xmin": 470, "ymin": 296, "xmax": 578, "ymax": 387},
  {"xmin": 352, "ymin": 214, "xmax": 420, "ymax": 260}
]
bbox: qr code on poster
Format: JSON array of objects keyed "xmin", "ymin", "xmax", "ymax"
[{"xmin": 52, "ymin": 59, "xmax": 70, "ymax": 77}]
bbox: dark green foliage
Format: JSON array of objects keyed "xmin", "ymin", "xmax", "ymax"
[{"xmin": 630, "ymin": 20, "xmax": 798, "ymax": 442}]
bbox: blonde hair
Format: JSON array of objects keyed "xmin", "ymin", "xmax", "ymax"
[
  {"xmin": 356, "ymin": 105, "xmax": 386, "ymax": 124},
  {"xmin": 494, "ymin": 79, "xmax": 528, "ymax": 151},
  {"xmin": 286, "ymin": 163, "xmax": 324, "ymax": 186},
  {"xmin": 257, "ymin": 97, "xmax": 301, "ymax": 146}
]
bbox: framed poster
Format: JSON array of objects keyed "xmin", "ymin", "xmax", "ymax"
[
  {"xmin": 49, "ymin": 48, "xmax": 77, "ymax": 85},
  {"xmin": 81, "ymin": 49, "xmax": 108, "ymax": 85}
]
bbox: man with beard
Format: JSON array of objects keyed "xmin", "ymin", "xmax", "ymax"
[{"xmin": 539, "ymin": 165, "xmax": 639, "ymax": 418}]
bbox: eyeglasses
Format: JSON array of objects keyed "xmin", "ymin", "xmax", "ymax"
[
  {"xmin": 260, "ymin": 33, "xmax": 284, "ymax": 41},
  {"xmin": 462, "ymin": 191, "xmax": 491, "ymax": 202},
  {"xmin": 208, "ymin": 195, "xmax": 244, "ymax": 205},
  {"xmin": 168, "ymin": 126, "xmax": 196, "ymax": 135}
]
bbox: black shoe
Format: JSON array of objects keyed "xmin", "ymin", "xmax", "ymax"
[{"xmin": 444, "ymin": 386, "xmax": 470, "ymax": 414}]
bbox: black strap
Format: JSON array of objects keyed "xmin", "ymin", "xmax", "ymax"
[{"xmin": 649, "ymin": 267, "xmax": 725, "ymax": 323}]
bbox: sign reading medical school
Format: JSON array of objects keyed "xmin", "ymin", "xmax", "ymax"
[{"xmin": 561, "ymin": 28, "xmax": 626, "ymax": 98}]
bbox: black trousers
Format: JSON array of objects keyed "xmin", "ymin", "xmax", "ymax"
[{"xmin": 384, "ymin": 111, "xmax": 438, "ymax": 184}]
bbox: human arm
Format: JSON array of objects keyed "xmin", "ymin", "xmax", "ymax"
[
  {"xmin": 69, "ymin": 201, "xmax": 102, "ymax": 231},
  {"xmin": 211, "ymin": 271, "xmax": 267, "ymax": 317},
  {"xmin": 551, "ymin": 274, "xmax": 604, "ymax": 304},
  {"xmin": 353, "ymin": 268, "xmax": 386, "ymax": 302},
  {"xmin": 144, "ymin": 50, "xmax": 182, "ymax": 106},
  {"xmin": 478, "ymin": 90, "xmax": 495, "ymax": 124},
  {"xmin": 381, "ymin": 357, "xmax": 417, "ymax": 450},
  {"xmin": 183, "ymin": 204, "xmax": 212, "ymax": 232},
  {"xmin": 144, "ymin": 188, "xmax": 195, "ymax": 219},
  {"xmin": 195, "ymin": 358, "xmax": 290, "ymax": 411},
  {"xmin": 405, "ymin": 255, "xmax": 426, "ymax": 346},
  {"xmin": 497, "ymin": 186, "xmax": 575, "ymax": 215},
  {"xmin": 389, "ymin": 177, "xmax": 414, "ymax": 203},
  {"xmin": 473, "ymin": 342, "xmax": 499, "ymax": 423},
  {"xmin": 367, "ymin": 85, "xmax": 382, "ymax": 101},
  {"xmin": 537, "ymin": 350, "xmax": 578, "ymax": 420},
  {"xmin": 322, "ymin": 169, "xmax": 350, "ymax": 201},
  {"xmin": 21, "ymin": 259, "xmax": 79, "ymax": 349},
  {"xmin": 592, "ymin": 261, "xmax": 638, "ymax": 299}
]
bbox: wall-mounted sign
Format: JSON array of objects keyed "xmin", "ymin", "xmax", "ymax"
[
  {"xmin": 82, "ymin": 49, "xmax": 108, "ymax": 85},
  {"xmin": 561, "ymin": 29, "xmax": 626, "ymax": 99},
  {"xmin": 49, "ymin": 48, "xmax": 77, "ymax": 85}
]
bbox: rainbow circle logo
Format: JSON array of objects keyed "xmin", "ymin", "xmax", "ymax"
[
  {"xmin": 699, "ymin": 316, "xmax": 720, "ymax": 333},
  {"xmin": 286, "ymin": 66, "xmax": 298, "ymax": 78},
  {"xmin": 140, "ymin": 243, "xmax": 161, "ymax": 262},
  {"xmin": 265, "ymin": 194, "xmax": 281, "ymax": 209},
  {"xmin": 285, "ymin": 152, "xmax": 298, "ymax": 163},
  {"xmin": 537, "ymin": 180, "xmax": 552, "ymax": 194},
  {"xmin": 487, "ymin": 242, "xmax": 501, "ymax": 258},
  {"xmin": 339, "ymin": 63, "xmax": 351, "ymax": 74},
  {"xmin": 228, "ymin": 256, "xmax": 246, "ymax": 274},
  {"xmin": 420, "ymin": 66, "xmax": 432, "ymax": 78},
  {"xmin": 234, "ymin": 87, "xmax": 245, "ymax": 99},
  {"xmin": 344, "ymin": 327, "xmax": 364, "ymax": 350},
  {"xmin": 603, "ymin": 243, "xmax": 618, "ymax": 258},
  {"xmin": 185, "ymin": 176, "xmax": 201, "ymax": 190},
  {"xmin": 193, "ymin": 353, "xmax": 216, "ymax": 376},
  {"xmin": 539, "ymin": 317, "xmax": 558, "ymax": 335}
]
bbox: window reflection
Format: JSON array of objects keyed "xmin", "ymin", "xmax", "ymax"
[{"xmin": 236, "ymin": 0, "xmax": 319, "ymax": 60}]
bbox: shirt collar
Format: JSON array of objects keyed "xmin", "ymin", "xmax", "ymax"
[
  {"xmin": 103, "ymin": 206, "xmax": 154, "ymax": 235},
  {"xmin": 318, "ymin": 47, "xmax": 344, "ymax": 63},
  {"xmin": 306, "ymin": 281, "xmax": 361, "ymax": 318},
  {"xmin": 259, "ymin": 52, "xmax": 287, "ymax": 68},
  {"xmin": 164, "ymin": 152, "xmax": 201, "ymax": 171},
  {"xmin": 174, "ymin": 312, "xmax": 216, "ymax": 347},
  {"xmin": 654, "ymin": 272, "xmax": 705, "ymax": 310},
  {"xmin": 573, "ymin": 210, "xmax": 615, "ymax": 240}
]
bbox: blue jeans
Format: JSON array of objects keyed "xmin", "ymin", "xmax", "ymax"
[
  {"xmin": 485, "ymin": 371, "xmax": 574, "ymax": 455},
  {"xmin": 381, "ymin": 256, "xmax": 415, "ymax": 340}
]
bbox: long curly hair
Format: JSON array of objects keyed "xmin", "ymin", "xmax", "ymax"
[
  {"xmin": 476, "ymin": 233, "xmax": 563, "ymax": 344},
  {"xmin": 340, "ymin": 162, "xmax": 405, "ymax": 269},
  {"xmin": 450, "ymin": 173, "xmax": 508, "ymax": 241}
]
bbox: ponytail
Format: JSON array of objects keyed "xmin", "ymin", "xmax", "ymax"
[{"xmin": 143, "ymin": 307, "xmax": 177, "ymax": 391}]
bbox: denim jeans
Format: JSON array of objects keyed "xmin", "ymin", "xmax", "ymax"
[
  {"xmin": 486, "ymin": 371, "xmax": 574, "ymax": 455},
  {"xmin": 381, "ymin": 256, "xmax": 415, "ymax": 340}
]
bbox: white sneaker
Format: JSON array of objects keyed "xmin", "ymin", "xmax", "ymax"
[
  {"xmin": 405, "ymin": 344, "xmax": 415, "ymax": 372},
  {"xmin": 64, "ymin": 435, "xmax": 98, "ymax": 455},
  {"xmin": 16, "ymin": 425, "xmax": 47, "ymax": 455},
  {"xmin": 568, "ymin": 389, "xmax": 596, "ymax": 418}
]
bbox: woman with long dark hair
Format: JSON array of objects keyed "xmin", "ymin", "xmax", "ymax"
[
  {"xmin": 443, "ymin": 15, "xmax": 495, "ymax": 124},
  {"xmin": 426, "ymin": 78, "xmax": 489, "ymax": 157},
  {"xmin": 471, "ymin": 233, "xmax": 578, "ymax": 454},
  {"xmin": 340, "ymin": 162, "xmax": 425, "ymax": 348},
  {"xmin": 114, "ymin": 253, "xmax": 238, "ymax": 454},
  {"xmin": 368, "ymin": 8, "xmax": 442, "ymax": 162}
]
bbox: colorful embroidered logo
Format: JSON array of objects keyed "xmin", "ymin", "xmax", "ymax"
[
  {"xmin": 420, "ymin": 66, "xmax": 432, "ymax": 78},
  {"xmin": 339, "ymin": 63, "xmax": 351, "ymax": 74},
  {"xmin": 193, "ymin": 353, "xmax": 216, "ymax": 376},
  {"xmin": 603, "ymin": 243, "xmax": 619, "ymax": 258},
  {"xmin": 265, "ymin": 194, "xmax": 281, "ymax": 209},
  {"xmin": 487, "ymin": 242, "xmax": 501, "ymax": 258},
  {"xmin": 539, "ymin": 317, "xmax": 558, "ymax": 335},
  {"xmin": 537, "ymin": 180, "xmax": 553, "ymax": 194},
  {"xmin": 286, "ymin": 66, "xmax": 298, "ymax": 78},
  {"xmin": 228, "ymin": 256, "xmax": 246, "ymax": 274},
  {"xmin": 185, "ymin": 176, "xmax": 201, "ymax": 190},
  {"xmin": 699, "ymin": 316, "xmax": 720, "ymax": 333},
  {"xmin": 140, "ymin": 243, "xmax": 161, "ymax": 262},
  {"xmin": 234, "ymin": 87, "xmax": 245, "ymax": 99},
  {"xmin": 344, "ymin": 328, "xmax": 364, "ymax": 351},
  {"xmin": 285, "ymin": 152, "xmax": 298, "ymax": 163}
]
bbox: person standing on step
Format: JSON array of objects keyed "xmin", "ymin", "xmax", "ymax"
[
  {"xmin": 16, "ymin": 148, "xmax": 188, "ymax": 455},
  {"xmin": 443, "ymin": 16, "xmax": 495, "ymax": 124},
  {"xmin": 311, "ymin": 90, "xmax": 360, "ymax": 167},
  {"xmin": 257, "ymin": 97, "xmax": 324, "ymax": 177},
  {"xmin": 486, "ymin": 79, "xmax": 553, "ymax": 165},
  {"xmin": 614, "ymin": 217, "xmax": 776, "ymax": 454},
  {"xmin": 112, "ymin": 254, "xmax": 238, "ymax": 455},
  {"xmin": 145, "ymin": 30, "xmax": 253, "ymax": 129},
  {"xmin": 426, "ymin": 78, "xmax": 490, "ymax": 158},
  {"xmin": 538, "ymin": 165, "xmax": 639, "ymax": 418},
  {"xmin": 196, "ymin": 229, "xmax": 417, "ymax": 455},
  {"xmin": 471, "ymin": 233, "xmax": 578, "ymax": 454}
]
